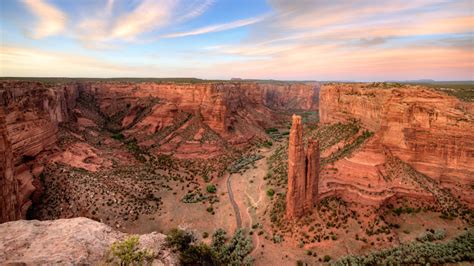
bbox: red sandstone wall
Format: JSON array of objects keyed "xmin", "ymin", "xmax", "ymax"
[
  {"xmin": 320, "ymin": 84, "xmax": 474, "ymax": 186},
  {"xmin": 0, "ymin": 81, "xmax": 79, "ymax": 222},
  {"xmin": 0, "ymin": 80, "xmax": 318, "ymax": 222},
  {"xmin": 80, "ymin": 82, "xmax": 318, "ymax": 144}
]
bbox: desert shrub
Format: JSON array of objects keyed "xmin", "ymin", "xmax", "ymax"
[
  {"xmin": 213, "ymin": 228, "xmax": 253, "ymax": 265},
  {"xmin": 272, "ymin": 234, "xmax": 283, "ymax": 243},
  {"xmin": 165, "ymin": 228, "xmax": 196, "ymax": 252},
  {"xmin": 181, "ymin": 191, "xmax": 208, "ymax": 203},
  {"xmin": 266, "ymin": 188, "xmax": 275, "ymax": 197},
  {"xmin": 179, "ymin": 243, "xmax": 218, "ymax": 265},
  {"xmin": 229, "ymin": 155, "xmax": 263, "ymax": 173},
  {"xmin": 108, "ymin": 235, "xmax": 153, "ymax": 265},
  {"xmin": 270, "ymin": 193, "xmax": 286, "ymax": 226},
  {"xmin": 206, "ymin": 184, "xmax": 217, "ymax": 193},
  {"xmin": 167, "ymin": 228, "xmax": 253, "ymax": 265},
  {"xmin": 262, "ymin": 140, "xmax": 273, "ymax": 148},
  {"xmin": 416, "ymin": 229, "xmax": 446, "ymax": 242},
  {"xmin": 324, "ymin": 255, "xmax": 332, "ymax": 262},
  {"xmin": 112, "ymin": 133, "xmax": 125, "ymax": 140},
  {"xmin": 202, "ymin": 232, "xmax": 209, "ymax": 239},
  {"xmin": 211, "ymin": 229, "xmax": 227, "ymax": 249}
]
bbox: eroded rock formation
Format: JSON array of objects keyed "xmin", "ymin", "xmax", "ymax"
[
  {"xmin": 0, "ymin": 107, "xmax": 18, "ymax": 222},
  {"xmin": 286, "ymin": 115, "xmax": 320, "ymax": 219},
  {"xmin": 319, "ymin": 83, "xmax": 474, "ymax": 207},
  {"xmin": 80, "ymin": 82, "xmax": 319, "ymax": 149},
  {"xmin": 0, "ymin": 217, "xmax": 176, "ymax": 265},
  {"xmin": 0, "ymin": 81, "xmax": 78, "ymax": 223},
  {"xmin": 0, "ymin": 80, "xmax": 319, "ymax": 223}
]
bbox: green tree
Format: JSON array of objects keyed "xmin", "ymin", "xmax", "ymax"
[{"xmin": 206, "ymin": 184, "xmax": 217, "ymax": 193}]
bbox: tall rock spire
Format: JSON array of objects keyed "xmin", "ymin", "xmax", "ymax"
[{"xmin": 286, "ymin": 115, "xmax": 320, "ymax": 219}]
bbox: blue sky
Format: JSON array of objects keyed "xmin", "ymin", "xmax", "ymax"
[{"xmin": 1, "ymin": 0, "xmax": 473, "ymax": 80}]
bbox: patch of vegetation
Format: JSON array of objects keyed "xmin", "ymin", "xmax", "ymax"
[
  {"xmin": 266, "ymin": 145, "xmax": 288, "ymax": 188},
  {"xmin": 265, "ymin": 127, "xmax": 290, "ymax": 140},
  {"xmin": 266, "ymin": 188, "xmax": 275, "ymax": 198},
  {"xmin": 322, "ymin": 130, "xmax": 373, "ymax": 166},
  {"xmin": 392, "ymin": 206, "xmax": 419, "ymax": 216},
  {"xmin": 229, "ymin": 154, "xmax": 263, "ymax": 173},
  {"xmin": 265, "ymin": 128, "xmax": 278, "ymax": 134},
  {"xmin": 181, "ymin": 191, "xmax": 209, "ymax": 203},
  {"xmin": 270, "ymin": 193, "xmax": 286, "ymax": 226},
  {"xmin": 416, "ymin": 229, "xmax": 446, "ymax": 242},
  {"xmin": 434, "ymin": 86, "xmax": 474, "ymax": 102},
  {"xmin": 112, "ymin": 133, "xmax": 125, "ymax": 140},
  {"xmin": 306, "ymin": 120, "xmax": 361, "ymax": 151},
  {"xmin": 107, "ymin": 235, "xmax": 153, "ymax": 265},
  {"xmin": 165, "ymin": 228, "xmax": 253, "ymax": 265},
  {"xmin": 406, "ymin": 81, "xmax": 474, "ymax": 102},
  {"xmin": 206, "ymin": 184, "xmax": 217, "ymax": 194},
  {"xmin": 334, "ymin": 230, "xmax": 474, "ymax": 265},
  {"xmin": 261, "ymin": 140, "xmax": 273, "ymax": 148}
]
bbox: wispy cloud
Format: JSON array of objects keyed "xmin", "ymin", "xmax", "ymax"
[
  {"xmin": 175, "ymin": 0, "xmax": 215, "ymax": 23},
  {"xmin": 22, "ymin": 0, "xmax": 66, "ymax": 38},
  {"xmin": 161, "ymin": 15, "xmax": 266, "ymax": 38},
  {"xmin": 19, "ymin": 0, "xmax": 218, "ymax": 47},
  {"xmin": 110, "ymin": 0, "xmax": 176, "ymax": 40}
]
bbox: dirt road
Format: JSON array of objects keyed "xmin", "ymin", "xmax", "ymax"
[{"xmin": 226, "ymin": 172, "xmax": 242, "ymax": 229}]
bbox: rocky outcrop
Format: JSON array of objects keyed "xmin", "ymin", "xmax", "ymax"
[
  {"xmin": 0, "ymin": 217, "xmax": 176, "ymax": 265},
  {"xmin": 0, "ymin": 81, "xmax": 79, "ymax": 223},
  {"xmin": 319, "ymin": 83, "xmax": 474, "ymax": 206},
  {"xmin": 286, "ymin": 115, "xmax": 320, "ymax": 219}
]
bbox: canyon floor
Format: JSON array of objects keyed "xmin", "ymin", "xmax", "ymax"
[{"xmin": 28, "ymin": 110, "xmax": 472, "ymax": 265}]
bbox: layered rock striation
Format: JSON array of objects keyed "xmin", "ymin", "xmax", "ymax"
[
  {"xmin": 0, "ymin": 80, "xmax": 319, "ymax": 223},
  {"xmin": 286, "ymin": 115, "xmax": 320, "ymax": 219},
  {"xmin": 80, "ymin": 82, "xmax": 318, "ymax": 146},
  {"xmin": 319, "ymin": 83, "xmax": 474, "ymax": 207},
  {"xmin": 0, "ymin": 81, "xmax": 78, "ymax": 223}
]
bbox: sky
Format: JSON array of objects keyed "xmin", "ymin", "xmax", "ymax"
[{"xmin": 0, "ymin": 0, "xmax": 473, "ymax": 81}]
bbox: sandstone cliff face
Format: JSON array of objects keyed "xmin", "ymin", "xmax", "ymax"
[
  {"xmin": 0, "ymin": 80, "xmax": 319, "ymax": 222},
  {"xmin": 320, "ymin": 84, "xmax": 474, "ymax": 185},
  {"xmin": 0, "ymin": 107, "xmax": 18, "ymax": 222},
  {"xmin": 0, "ymin": 217, "xmax": 176, "ymax": 265},
  {"xmin": 319, "ymin": 84, "xmax": 474, "ymax": 206},
  {"xmin": 81, "ymin": 82, "xmax": 318, "ymax": 137},
  {"xmin": 0, "ymin": 81, "xmax": 78, "ymax": 223},
  {"xmin": 80, "ymin": 82, "xmax": 319, "ymax": 157},
  {"xmin": 286, "ymin": 115, "xmax": 320, "ymax": 219}
]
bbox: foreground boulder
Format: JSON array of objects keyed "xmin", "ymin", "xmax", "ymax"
[{"xmin": 0, "ymin": 217, "xmax": 177, "ymax": 265}]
